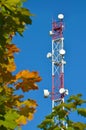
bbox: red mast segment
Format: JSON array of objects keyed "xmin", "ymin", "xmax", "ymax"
[{"xmin": 51, "ymin": 19, "xmax": 64, "ymax": 103}]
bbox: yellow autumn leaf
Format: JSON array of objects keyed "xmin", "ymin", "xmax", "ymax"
[
  {"xmin": 16, "ymin": 101, "xmax": 21, "ymax": 107},
  {"xmin": 7, "ymin": 62, "xmax": 16, "ymax": 72},
  {"xmin": 28, "ymin": 113, "xmax": 33, "ymax": 120},
  {"xmin": 23, "ymin": 100, "xmax": 37, "ymax": 108},
  {"xmin": 16, "ymin": 115, "xmax": 27, "ymax": 125}
]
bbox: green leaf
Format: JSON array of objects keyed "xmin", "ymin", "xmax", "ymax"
[
  {"xmin": 72, "ymin": 122, "xmax": 86, "ymax": 130},
  {"xmin": 67, "ymin": 127, "xmax": 73, "ymax": 130},
  {"xmin": 38, "ymin": 94, "xmax": 86, "ymax": 130},
  {"xmin": 64, "ymin": 103, "xmax": 76, "ymax": 110},
  {"xmin": 0, "ymin": 110, "xmax": 19, "ymax": 129},
  {"xmin": 77, "ymin": 108, "xmax": 86, "ymax": 117},
  {"xmin": 5, "ymin": 0, "xmax": 21, "ymax": 5}
]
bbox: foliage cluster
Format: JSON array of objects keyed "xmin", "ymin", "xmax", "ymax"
[
  {"xmin": 38, "ymin": 94, "xmax": 86, "ymax": 130},
  {"xmin": 0, "ymin": 0, "xmax": 41, "ymax": 129}
]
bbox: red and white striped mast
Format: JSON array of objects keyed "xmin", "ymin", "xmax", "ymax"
[{"xmin": 44, "ymin": 14, "xmax": 68, "ymax": 111}]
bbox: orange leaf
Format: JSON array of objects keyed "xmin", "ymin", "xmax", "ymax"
[
  {"xmin": 16, "ymin": 70, "xmax": 41, "ymax": 81},
  {"xmin": 15, "ymin": 81, "xmax": 38, "ymax": 92},
  {"xmin": 6, "ymin": 44, "xmax": 20, "ymax": 54}
]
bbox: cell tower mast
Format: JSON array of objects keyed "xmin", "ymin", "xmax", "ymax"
[{"xmin": 44, "ymin": 14, "xmax": 68, "ymax": 111}]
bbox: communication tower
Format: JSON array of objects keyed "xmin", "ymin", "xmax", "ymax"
[{"xmin": 44, "ymin": 14, "xmax": 68, "ymax": 111}]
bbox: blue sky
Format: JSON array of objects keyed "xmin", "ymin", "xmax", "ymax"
[{"xmin": 14, "ymin": 0, "xmax": 86, "ymax": 129}]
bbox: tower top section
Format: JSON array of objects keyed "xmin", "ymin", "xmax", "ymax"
[{"xmin": 49, "ymin": 14, "xmax": 64, "ymax": 40}]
